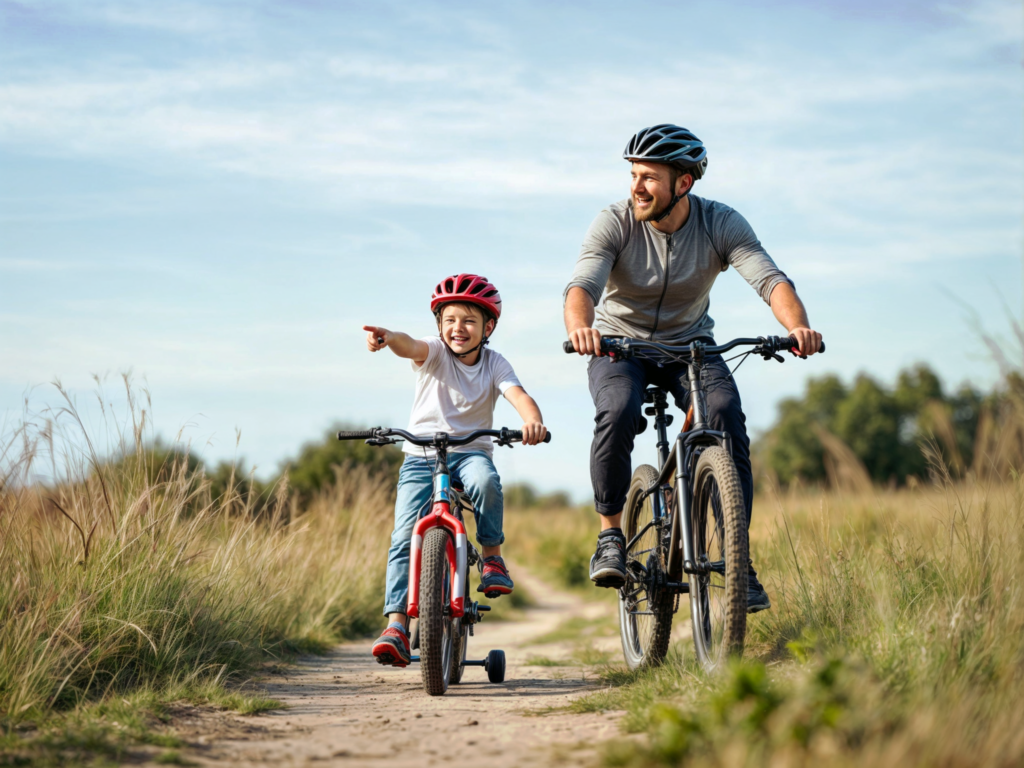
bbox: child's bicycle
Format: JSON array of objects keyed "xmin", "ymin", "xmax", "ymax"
[
  {"xmin": 564, "ymin": 334, "xmax": 823, "ymax": 671},
  {"xmin": 337, "ymin": 426, "xmax": 552, "ymax": 696}
]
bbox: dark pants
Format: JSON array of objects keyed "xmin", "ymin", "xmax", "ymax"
[{"xmin": 587, "ymin": 352, "xmax": 753, "ymax": 527}]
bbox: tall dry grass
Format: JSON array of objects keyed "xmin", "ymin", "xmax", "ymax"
[
  {"xmin": 579, "ymin": 466, "xmax": 1024, "ymax": 767},
  {"xmin": 0, "ymin": 382, "xmax": 392, "ymax": 743}
]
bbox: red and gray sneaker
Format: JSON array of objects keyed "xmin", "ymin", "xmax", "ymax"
[
  {"xmin": 477, "ymin": 556, "xmax": 514, "ymax": 598},
  {"xmin": 372, "ymin": 625, "xmax": 411, "ymax": 667}
]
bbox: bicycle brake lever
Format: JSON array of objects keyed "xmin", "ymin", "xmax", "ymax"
[
  {"xmin": 366, "ymin": 437, "xmax": 398, "ymax": 446},
  {"xmin": 760, "ymin": 351, "xmax": 785, "ymax": 363}
]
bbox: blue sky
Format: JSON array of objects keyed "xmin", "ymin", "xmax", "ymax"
[{"xmin": 1, "ymin": 0, "xmax": 1022, "ymax": 499}]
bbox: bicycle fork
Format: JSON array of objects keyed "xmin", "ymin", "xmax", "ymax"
[{"xmin": 406, "ymin": 462, "xmax": 468, "ymax": 620}]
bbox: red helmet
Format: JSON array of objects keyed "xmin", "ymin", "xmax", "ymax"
[{"xmin": 430, "ymin": 273, "xmax": 502, "ymax": 320}]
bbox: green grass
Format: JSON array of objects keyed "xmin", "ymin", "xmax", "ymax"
[
  {"xmin": 0, "ymin": 384, "xmax": 389, "ymax": 765},
  {"xmin": 525, "ymin": 655, "xmax": 574, "ymax": 667},
  {"xmin": 555, "ymin": 477, "xmax": 1024, "ymax": 767},
  {"xmin": 530, "ymin": 615, "xmax": 617, "ymax": 646}
]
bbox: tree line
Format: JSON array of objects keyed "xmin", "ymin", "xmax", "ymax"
[{"xmin": 756, "ymin": 363, "xmax": 1024, "ymax": 488}]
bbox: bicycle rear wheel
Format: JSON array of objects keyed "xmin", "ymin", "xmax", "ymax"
[
  {"xmin": 689, "ymin": 447, "xmax": 747, "ymax": 670},
  {"xmin": 449, "ymin": 620, "xmax": 468, "ymax": 685},
  {"xmin": 420, "ymin": 527, "xmax": 455, "ymax": 695},
  {"xmin": 618, "ymin": 464, "xmax": 674, "ymax": 670}
]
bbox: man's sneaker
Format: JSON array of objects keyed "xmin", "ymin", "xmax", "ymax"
[
  {"xmin": 372, "ymin": 626, "xmax": 411, "ymax": 667},
  {"xmin": 747, "ymin": 563, "xmax": 771, "ymax": 613},
  {"xmin": 590, "ymin": 530, "xmax": 627, "ymax": 588},
  {"xmin": 478, "ymin": 556, "xmax": 514, "ymax": 598}
]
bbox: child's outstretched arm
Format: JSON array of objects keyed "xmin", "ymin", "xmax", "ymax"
[
  {"xmin": 504, "ymin": 386, "xmax": 547, "ymax": 446},
  {"xmin": 362, "ymin": 325, "xmax": 429, "ymax": 364}
]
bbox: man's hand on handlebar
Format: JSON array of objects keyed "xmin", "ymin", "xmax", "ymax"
[
  {"xmin": 568, "ymin": 326, "xmax": 604, "ymax": 356},
  {"xmin": 787, "ymin": 327, "xmax": 823, "ymax": 357},
  {"xmin": 520, "ymin": 422, "xmax": 548, "ymax": 446}
]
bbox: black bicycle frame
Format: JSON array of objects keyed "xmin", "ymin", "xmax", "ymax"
[{"xmin": 626, "ymin": 340, "xmax": 733, "ymax": 582}]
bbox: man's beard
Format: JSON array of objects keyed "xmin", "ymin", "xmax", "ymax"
[{"xmin": 632, "ymin": 193, "xmax": 670, "ymax": 222}]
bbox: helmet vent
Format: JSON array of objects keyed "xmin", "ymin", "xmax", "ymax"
[{"xmin": 444, "ymin": 278, "xmax": 455, "ymax": 292}]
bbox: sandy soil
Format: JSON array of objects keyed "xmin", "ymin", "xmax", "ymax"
[{"xmin": 177, "ymin": 569, "xmax": 633, "ymax": 767}]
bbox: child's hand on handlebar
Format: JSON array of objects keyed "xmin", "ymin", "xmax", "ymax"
[
  {"xmin": 520, "ymin": 422, "xmax": 548, "ymax": 445},
  {"xmin": 363, "ymin": 325, "xmax": 390, "ymax": 352}
]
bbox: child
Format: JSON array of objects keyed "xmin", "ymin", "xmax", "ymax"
[{"xmin": 361, "ymin": 273, "xmax": 547, "ymax": 667}]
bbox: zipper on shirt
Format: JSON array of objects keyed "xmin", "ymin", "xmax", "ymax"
[{"xmin": 649, "ymin": 234, "xmax": 671, "ymax": 340}]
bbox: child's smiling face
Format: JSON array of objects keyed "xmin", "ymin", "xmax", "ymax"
[{"xmin": 438, "ymin": 303, "xmax": 494, "ymax": 358}]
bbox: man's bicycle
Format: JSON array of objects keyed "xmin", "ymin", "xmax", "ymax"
[
  {"xmin": 563, "ymin": 335, "xmax": 823, "ymax": 671},
  {"xmin": 338, "ymin": 426, "xmax": 551, "ymax": 696}
]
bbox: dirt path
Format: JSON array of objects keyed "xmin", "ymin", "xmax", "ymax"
[{"xmin": 183, "ymin": 569, "xmax": 629, "ymax": 767}]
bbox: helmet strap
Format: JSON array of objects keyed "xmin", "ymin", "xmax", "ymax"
[
  {"xmin": 652, "ymin": 193, "xmax": 683, "ymax": 223},
  {"xmin": 442, "ymin": 332, "xmax": 491, "ymax": 361},
  {"xmin": 651, "ymin": 167, "xmax": 694, "ymax": 223}
]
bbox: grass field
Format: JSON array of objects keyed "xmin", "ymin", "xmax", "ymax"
[
  {"xmin": 507, "ymin": 475, "xmax": 1024, "ymax": 767},
  {"xmin": 0, "ymin": 387, "xmax": 393, "ymax": 764},
  {"xmin": 5, "ymin": 383, "xmax": 1023, "ymax": 766}
]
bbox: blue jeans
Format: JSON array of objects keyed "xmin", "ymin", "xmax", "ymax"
[{"xmin": 383, "ymin": 452, "xmax": 504, "ymax": 616}]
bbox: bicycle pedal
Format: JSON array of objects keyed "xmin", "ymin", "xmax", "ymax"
[{"xmin": 483, "ymin": 590, "xmax": 502, "ymax": 599}]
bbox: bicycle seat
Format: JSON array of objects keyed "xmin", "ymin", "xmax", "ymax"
[{"xmin": 643, "ymin": 387, "xmax": 668, "ymax": 404}]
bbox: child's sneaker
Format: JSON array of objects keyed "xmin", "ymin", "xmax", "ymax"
[
  {"xmin": 372, "ymin": 624, "xmax": 411, "ymax": 667},
  {"xmin": 477, "ymin": 556, "xmax": 514, "ymax": 598}
]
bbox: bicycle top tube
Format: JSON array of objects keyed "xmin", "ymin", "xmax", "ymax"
[
  {"xmin": 337, "ymin": 426, "xmax": 552, "ymax": 448},
  {"xmin": 562, "ymin": 334, "xmax": 825, "ymax": 360}
]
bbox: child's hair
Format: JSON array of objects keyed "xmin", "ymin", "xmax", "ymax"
[{"xmin": 433, "ymin": 301, "xmax": 497, "ymax": 329}]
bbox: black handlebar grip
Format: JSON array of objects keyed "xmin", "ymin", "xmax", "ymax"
[
  {"xmin": 502, "ymin": 430, "xmax": 553, "ymax": 443},
  {"xmin": 337, "ymin": 429, "xmax": 376, "ymax": 440},
  {"xmin": 782, "ymin": 337, "xmax": 826, "ymax": 354},
  {"xmin": 563, "ymin": 341, "xmax": 576, "ymax": 354}
]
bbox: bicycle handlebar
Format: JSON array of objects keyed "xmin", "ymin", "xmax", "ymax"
[
  {"xmin": 562, "ymin": 335, "xmax": 825, "ymax": 357},
  {"xmin": 336, "ymin": 429, "xmax": 377, "ymax": 440},
  {"xmin": 338, "ymin": 427, "xmax": 552, "ymax": 447}
]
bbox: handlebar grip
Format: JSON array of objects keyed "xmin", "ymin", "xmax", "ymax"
[
  {"xmin": 781, "ymin": 337, "xmax": 826, "ymax": 354},
  {"xmin": 337, "ymin": 429, "xmax": 376, "ymax": 440},
  {"xmin": 501, "ymin": 430, "xmax": 553, "ymax": 443},
  {"xmin": 563, "ymin": 341, "xmax": 576, "ymax": 354}
]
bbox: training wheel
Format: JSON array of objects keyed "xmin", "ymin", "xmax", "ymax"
[{"xmin": 485, "ymin": 649, "xmax": 506, "ymax": 683}]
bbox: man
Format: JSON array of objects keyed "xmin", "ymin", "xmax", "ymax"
[{"xmin": 564, "ymin": 124, "xmax": 822, "ymax": 612}]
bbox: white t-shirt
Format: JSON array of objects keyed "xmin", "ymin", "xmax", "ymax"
[{"xmin": 403, "ymin": 336, "xmax": 522, "ymax": 456}]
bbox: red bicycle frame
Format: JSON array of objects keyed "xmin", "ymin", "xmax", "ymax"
[{"xmin": 406, "ymin": 472, "xmax": 468, "ymax": 619}]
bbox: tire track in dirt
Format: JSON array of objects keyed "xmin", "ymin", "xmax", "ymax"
[{"xmin": 184, "ymin": 568, "xmax": 626, "ymax": 767}]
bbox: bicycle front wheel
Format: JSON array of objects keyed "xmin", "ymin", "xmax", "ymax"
[
  {"xmin": 420, "ymin": 527, "xmax": 455, "ymax": 695},
  {"xmin": 618, "ymin": 464, "xmax": 674, "ymax": 670},
  {"xmin": 689, "ymin": 447, "xmax": 748, "ymax": 670}
]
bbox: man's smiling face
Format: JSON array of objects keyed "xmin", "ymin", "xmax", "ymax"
[{"xmin": 630, "ymin": 161, "xmax": 687, "ymax": 222}]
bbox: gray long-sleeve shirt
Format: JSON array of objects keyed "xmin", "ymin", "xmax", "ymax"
[{"xmin": 565, "ymin": 195, "xmax": 792, "ymax": 344}]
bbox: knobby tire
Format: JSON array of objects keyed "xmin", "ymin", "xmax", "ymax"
[
  {"xmin": 420, "ymin": 527, "xmax": 454, "ymax": 695},
  {"xmin": 619, "ymin": 464, "xmax": 674, "ymax": 669},
  {"xmin": 689, "ymin": 446, "xmax": 747, "ymax": 670}
]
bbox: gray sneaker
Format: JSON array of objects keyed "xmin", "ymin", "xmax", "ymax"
[
  {"xmin": 589, "ymin": 531, "xmax": 627, "ymax": 588},
  {"xmin": 747, "ymin": 563, "xmax": 771, "ymax": 613}
]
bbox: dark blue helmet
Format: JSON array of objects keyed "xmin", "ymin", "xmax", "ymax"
[{"xmin": 623, "ymin": 124, "xmax": 708, "ymax": 180}]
